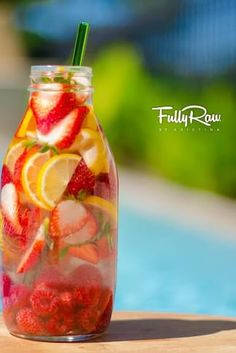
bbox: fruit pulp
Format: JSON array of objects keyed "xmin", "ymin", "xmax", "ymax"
[{"xmin": 1, "ymin": 68, "xmax": 118, "ymax": 341}]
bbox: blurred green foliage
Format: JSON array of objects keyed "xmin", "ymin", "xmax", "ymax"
[{"xmin": 93, "ymin": 44, "xmax": 236, "ymax": 198}]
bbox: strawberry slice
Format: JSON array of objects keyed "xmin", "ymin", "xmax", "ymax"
[
  {"xmin": 16, "ymin": 220, "xmax": 46, "ymax": 273},
  {"xmin": 13, "ymin": 146, "xmax": 38, "ymax": 191},
  {"xmin": 1, "ymin": 183, "xmax": 22, "ymax": 235},
  {"xmin": 37, "ymin": 106, "xmax": 89, "ymax": 150},
  {"xmin": 66, "ymin": 158, "xmax": 95, "ymax": 196},
  {"xmin": 19, "ymin": 205, "xmax": 41, "ymax": 247},
  {"xmin": 68, "ymin": 243, "xmax": 99, "ymax": 264},
  {"xmin": 31, "ymin": 84, "xmax": 78, "ymax": 134},
  {"xmin": 1, "ymin": 165, "xmax": 13, "ymax": 188},
  {"xmin": 63, "ymin": 210, "xmax": 98, "ymax": 245},
  {"xmin": 49, "ymin": 200, "xmax": 89, "ymax": 238}
]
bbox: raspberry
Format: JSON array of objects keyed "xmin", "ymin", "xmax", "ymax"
[
  {"xmin": 44, "ymin": 312, "xmax": 74, "ymax": 335},
  {"xmin": 96, "ymin": 293, "xmax": 113, "ymax": 333},
  {"xmin": 76, "ymin": 308, "xmax": 99, "ymax": 334},
  {"xmin": 59, "ymin": 291, "xmax": 74, "ymax": 312},
  {"xmin": 2, "ymin": 274, "xmax": 11, "ymax": 297},
  {"xmin": 71, "ymin": 265, "xmax": 102, "ymax": 307},
  {"xmin": 30, "ymin": 285, "xmax": 60, "ymax": 317},
  {"xmin": 16, "ymin": 307, "xmax": 44, "ymax": 335},
  {"xmin": 8, "ymin": 284, "xmax": 30, "ymax": 310},
  {"xmin": 72, "ymin": 287, "xmax": 83, "ymax": 309}
]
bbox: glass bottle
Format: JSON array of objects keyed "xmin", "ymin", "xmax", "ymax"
[{"xmin": 1, "ymin": 66, "xmax": 118, "ymax": 342}]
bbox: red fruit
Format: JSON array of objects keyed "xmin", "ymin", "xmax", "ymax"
[
  {"xmin": 35, "ymin": 268, "xmax": 69, "ymax": 292},
  {"xmin": 19, "ymin": 205, "xmax": 41, "ymax": 247},
  {"xmin": 67, "ymin": 159, "xmax": 95, "ymax": 196},
  {"xmin": 3, "ymin": 216, "xmax": 22, "ymax": 239},
  {"xmin": 16, "ymin": 307, "xmax": 44, "ymax": 335},
  {"xmin": 16, "ymin": 221, "xmax": 46, "ymax": 273},
  {"xmin": 37, "ymin": 106, "xmax": 89, "ymax": 149},
  {"xmin": 7, "ymin": 284, "xmax": 30, "ymax": 310},
  {"xmin": 49, "ymin": 200, "xmax": 89, "ymax": 238},
  {"xmin": 71, "ymin": 265, "xmax": 102, "ymax": 307},
  {"xmin": 76, "ymin": 307, "xmax": 99, "ymax": 333},
  {"xmin": 2, "ymin": 273, "xmax": 11, "ymax": 297},
  {"xmin": 1, "ymin": 183, "xmax": 22, "ymax": 236},
  {"xmin": 96, "ymin": 292, "xmax": 113, "ymax": 333},
  {"xmin": 1, "ymin": 165, "xmax": 12, "ymax": 188},
  {"xmin": 13, "ymin": 146, "xmax": 38, "ymax": 191},
  {"xmin": 59, "ymin": 291, "xmax": 74, "ymax": 312},
  {"xmin": 44, "ymin": 312, "xmax": 74, "ymax": 335},
  {"xmin": 73, "ymin": 287, "xmax": 83, "ymax": 308},
  {"xmin": 69, "ymin": 243, "xmax": 99, "ymax": 265},
  {"xmin": 30, "ymin": 285, "xmax": 60, "ymax": 317},
  {"xmin": 31, "ymin": 85, "xmax": 78, "ymax": 134},
  {"xmin": 64, "ymin": 210, "xmax": 98, "ymax": 244},
  {"xmin": 94, "ymin": 168, "xmax": 117, "ymax": 202}
]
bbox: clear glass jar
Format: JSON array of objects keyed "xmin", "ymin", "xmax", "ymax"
[{"xmin": 1, "ymin": 66, "xmax": 118, "ymax": 342}]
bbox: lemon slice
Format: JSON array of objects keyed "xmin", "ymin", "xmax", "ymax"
[
  {"xmin": 81, "ymin": 107, "xmax": 98, "ymax": 131},
  {"xmin": 84, "ymin": 195, "xmax": 117, "ymax": 220},
  {"xmin": 5, "ymin": 140, "xmax": 27, "ymax": 174},
  {"xmin": 22, "ymin": 152, "xmax": 51, "ymax": 209},
  {"xmin": 37, "ymin": 154, "xmax": 81, "ymax": 210},
  {"xmin": 15, "ymin": 108, "xmax": 36, "ymax": 138},
  {"xmin": 78, "ymin": 128, "xmax": 106, "ymax": 175}
]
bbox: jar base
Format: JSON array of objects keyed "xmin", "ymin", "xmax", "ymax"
[{"xmin": 10, "ymin": 331, "xmax": 103, "ymax": 342}]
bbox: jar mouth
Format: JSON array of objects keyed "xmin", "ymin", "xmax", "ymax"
[
  {"xmin": 31, "ymin": 65, "xmax": 92, "ymax": 77},
  {"xmin": 29, "ymin": 65, "xmax": 93, "ymax": 92}
]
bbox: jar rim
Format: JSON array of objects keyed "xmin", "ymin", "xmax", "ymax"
[{"xmin": 31, "ymin": 65, "xmax": 92, "ymax": 77}]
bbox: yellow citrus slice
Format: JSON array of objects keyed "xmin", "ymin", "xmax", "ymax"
[
  {"xmin": 84, "ymin": 195, "xmax": 117, "ymax": 220},
  {"xmin": 4, "ymin": 140, "xmax": 27, "ymax": 174},
  {"xmin": 15, "ymin": 107, "xmax": 36, "ymax": 138},
  {"xmin": 81, "ymin": 107, "xmax": 98, "ymax": 131},
  {"xmin": 37, "ymin": 154, "xmax": 81, "ymax": 210},
  {"xmin": 22, "ymin": 152, "xmax": 51, "ymax": 209},
  {"xmin": 77, "ymin": 128, "xmax": 106, "ymax": 175}
]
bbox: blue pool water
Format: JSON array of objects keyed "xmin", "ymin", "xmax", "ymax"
[
  {"xmin": 115, "ymin": 205, "xmax": 236, "ymax": 316},
  {"xmin": 1, "ymin": 203, "xmax": 236, "ymax": 317}
]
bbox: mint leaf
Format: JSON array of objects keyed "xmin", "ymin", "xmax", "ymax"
[
  {"xmin": 40, "ymin": 145, "xmax": 59, "ymax": 155},
  {"xmin": 40, "ymin": 145, "xmax": 50, "ymax": 153},
  {"xmin": 59, "ymin": 246, "xmax": 69, "ymax": 259},
  {"xmin": 23, "ymin": 140, "xmax": 37, "ymax": 150},
  {"xmin": 41, "ymin": 76, "xmax": 52, "ymax": 83}
]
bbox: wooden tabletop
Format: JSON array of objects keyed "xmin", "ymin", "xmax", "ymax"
[{"xmin": 1, "ymin": 311, "xmax": 236, "ymax": 353}]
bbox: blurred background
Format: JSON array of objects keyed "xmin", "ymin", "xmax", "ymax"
[{"xmin": 1, "ymin": 0, "xmax": 236, "ymax": 316}]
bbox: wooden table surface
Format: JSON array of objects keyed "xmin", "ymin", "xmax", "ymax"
[{"xmin": 1, "ymin": 311, "xmax": 236, "ymax": 353}]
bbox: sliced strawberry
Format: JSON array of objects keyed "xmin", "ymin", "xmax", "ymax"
[
  {"xmin": 19, "ymin": 205, "xmax": 41, "ymax": 247},
  {"xmin": 37, "ymin": 106, "xmax": 89, "ymax": 150},
  {"xmin": 63, "ymin": 210, "xmax": 98, "ymax": 245},
  {"xmin": 16, "ymin": 307, "xmax": 44, "ymax": 335},
  {"xmin": 49, "ymin": 200, "xmax": 89, "ymax": 238},
  {"xmin": 31, "ymin": 84, "xmax": 78, "ymax": 134},
  {"xmin": 1, "ymin": 165, "xmax": 12, "ymax": 188},
  {"xmin": 13, "ymin": 146, "xmax": 38, "ymax": 191},
  {"xmin": 16, "ymin": 221, "xmax": 46, "ymax": 273},
  {"xmin": 66, "ymin": 158, "xmax": 95, "ymax": 196},
  {"xmin": 1, "ymin": 183, "xmax": 22, "ymax": 236},
  {"xmin": 69, "ymin": 243, "xmax": 99, "ymax": 264}
]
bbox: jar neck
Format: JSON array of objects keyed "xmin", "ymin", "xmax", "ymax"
[{"xmin": 29, "ymin": 65, "xmax": 93, "ymax": 92}]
